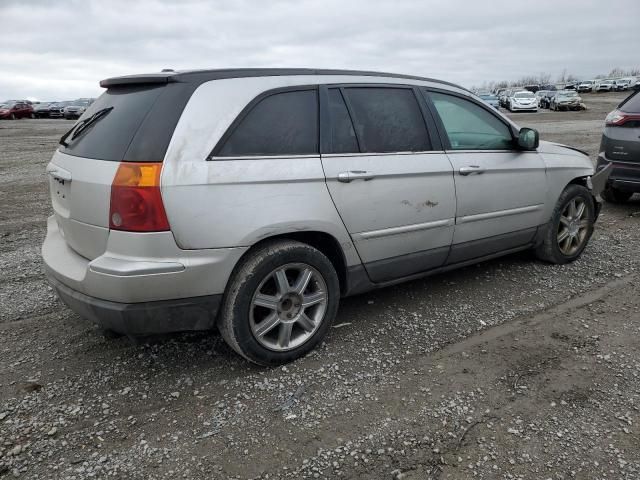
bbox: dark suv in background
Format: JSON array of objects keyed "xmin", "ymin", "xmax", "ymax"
[{"xmin": 597, "ymin": 91, "xmax": 640, "ymax": 202}]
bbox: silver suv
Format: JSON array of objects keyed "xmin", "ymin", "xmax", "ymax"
[{"xmin": 43, "ymin": 68, "xmax": 604, "ymax": 365}]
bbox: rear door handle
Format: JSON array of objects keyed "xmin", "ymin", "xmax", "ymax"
[
  {"xmin": 459, "ymin": 165, "xmax": 485, "ymax": 176},
  {"xmin": 337, "ymin": 170, "xmax": 375, "ymax": 183}
]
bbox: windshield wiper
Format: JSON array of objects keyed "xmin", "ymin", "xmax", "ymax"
[{"xmin": 59, "ymin": 107, "xmax": 114, "ymax": 147}]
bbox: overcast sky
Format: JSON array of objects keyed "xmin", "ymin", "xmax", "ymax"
[{"xmin": 1, "ymin": 0, "xmax": 639, "ymax": 101}]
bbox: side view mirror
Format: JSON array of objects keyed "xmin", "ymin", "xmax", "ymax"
[{"xmin": 517, "ymin": 127, "xmax": 539, "ymax": 150}]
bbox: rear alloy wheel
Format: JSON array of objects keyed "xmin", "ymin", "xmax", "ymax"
[
  {"xmin": 601, "ymin": 185, "xmax": 633, "ymax": 204},
  {"xmin": 536, "ymin": 184, "xmax": 595, "ymax": 264},
  {"xmin": 218, "ymin": 240, "xmax": 339, "ymax": 365}
]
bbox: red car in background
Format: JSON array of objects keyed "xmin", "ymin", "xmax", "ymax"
[{"xmin": 0, "ymin": 101, "xmax": 35, "ymax": 119}]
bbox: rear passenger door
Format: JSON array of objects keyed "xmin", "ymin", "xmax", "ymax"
[
  {"xmin": 423, "ymin": 89, "xmax": 547, "ymax": 264},
  {"xmin": 320, "ymin": 85, "xmax": 456, "ymax": 283}
]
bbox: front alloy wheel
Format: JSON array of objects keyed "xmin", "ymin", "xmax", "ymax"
[
  {"xmin": 535, "ymin": 184, "xmax": 595, "ymax": 264},
  {"xmin": 556, "ymin": 197, "xmax": 590, "ymax": 256}
]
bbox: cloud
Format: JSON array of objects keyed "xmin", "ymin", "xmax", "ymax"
[{"xmin": 1, "ymin": 0, "xmax": 638, "ymax": 100}]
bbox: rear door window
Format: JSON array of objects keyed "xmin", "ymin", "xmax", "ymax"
[
  {"xmin": 342, "ymin": 87, "xmax": 431, "ymax": 153},
  {"xmin": 60, "ymin": 85, "xmax": 165, "ymax": 161},
  {"xmin": 327, "ymin": 89, "xmax": 359, "ymax": 153},
  {"xmin": 217, "ymin": 89, "xmax": 318, "ymax": 157},
  {"xmin": 428, "ymin": 91, "xmax": 514, "ymax": 150}
]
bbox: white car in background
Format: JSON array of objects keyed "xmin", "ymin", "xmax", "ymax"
[
  {"xmin": 577, "ymin": 80, "xmax": 594, "ymax": 93},
  {"xmin": 508, "ymin": 90, "xmax": 538, "ymax": 112},
  {"xmin": 596, "ymin": 80, "xmax": 615, "ymax": 92}
]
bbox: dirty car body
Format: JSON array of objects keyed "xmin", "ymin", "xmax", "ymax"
[{"xmin": 42, "ymin": 68, "xmax": 601, "ymax": 365}]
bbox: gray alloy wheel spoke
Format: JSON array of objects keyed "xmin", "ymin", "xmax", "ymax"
[
  {"xmin": 567, "ymin": 200, "xmax": 577, "ymax": 218},
  {"xmin": 559, "ymin": 216, "xmax": 571, "ymax": 227},
  {"xmin": 575, "ymin": 201, "xmax": 586, "ymax": 219},
  {"xmin": 557, "ymin": 228, "xmax": 570, "ymax": 243},
  {"xmin": 254, "ymin": 294, "xmax": 279, "ymax": 310},
  {"xmin": 274, "ymin": 270, "xmax": 290, "ymax": 296},
  {"xmin": 293, "ymin": 268, "xmax": 313, "ymax": 295},
  {"xmin": 297, "ymin": 313, "xmax": 316, "ymax": 332},
  {"xmin": 249, "ymin": 262, "xmax": 329, "ymax": 352},
  {"xmin": 302, "ymin": 291, "xmax": 326, "ymax": 308},
  {"xmin": 254, "ymin": 313, "xmax": 280, "ymax": 337},
  {"xmin": 278, "ymin": 322, "xmax": 294, "ymax": 348}
]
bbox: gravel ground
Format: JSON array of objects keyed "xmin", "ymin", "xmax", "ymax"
[{"xmin": 1, "ymin": 92, "xmax": 639, "ymax": 479}]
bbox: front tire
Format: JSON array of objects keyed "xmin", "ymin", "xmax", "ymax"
[
  {"xmin": 601, "ymin": 185, "xmax": 633, "ymax": 203},
  {"xmin": 535, "ymin": 184, "xmax": 595, "ymax": 264},
  {"xmin": 218, "ymin": 240, "xmax": 340, "ymax": 366}
]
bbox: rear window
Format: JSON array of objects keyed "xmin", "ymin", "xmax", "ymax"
[
  {"xmin": 217, "ymin": 89, "xmax": 318, "ymax": 157},
  {"xmin": 620, "ymin": 91, "xmax": 640, "ymax": 113},
  {"xmin": 59, "ymin": 85, "xmax": 164, "ymax": 161}
]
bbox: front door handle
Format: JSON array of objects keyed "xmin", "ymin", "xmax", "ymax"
[
  {"xmin": 337, "ymin": 170, "xmax": 375, "ymax": 183},
  {"xmin": 459, "ymin": 165, "xmax": 485, "ymax": 176}
]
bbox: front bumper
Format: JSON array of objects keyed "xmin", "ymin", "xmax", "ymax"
[
  {"xmin": 596, "ymin": 155, "xmax": 640, "ymax": 192},
  {"xmin": 510, "ymin": 103, "xmax": 537, "ymax": 111}
]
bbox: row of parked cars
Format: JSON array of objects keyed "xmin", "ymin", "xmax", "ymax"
[
  {"xmin": 477, "ymin": 89, "xmax": 583, "ymax": 113},
  {"xmin": 0, "ymin": 98, "xmax": 94, "ymax": 120}
]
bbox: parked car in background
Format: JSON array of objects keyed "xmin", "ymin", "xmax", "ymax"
[
  {"xmin": 49, "ymin": 101, "xmax": 73, "ymax": 118},
  {"xmin": 550, "ymin": 90, "xmax": 583, "ymax": 111},
  {"xmin": 34, "ymin": 102, "xmax": 53, "ymax": 118},
  {"xmin": 524, "ymin": 84, "xmax": 540, "ymax": 93},
  {"xmin": 42, "ymin": 68, "xmax": 602, "ymax": 365},
  {"xmin": 596, "ymin": 80, "xmax": 615, "ymax": 92},
  {"xmin": 500, "ymin": 88, "xmax": 518, "ymax": 108},
  {"xmin": 564, "ymin": 81, "xmax": 578, "ymax": 90},
  {"xmin": 64, "ymin": 99, "xmax": 93, "ymax": 119},
  {"xmin": 508, "ymin": 90, "xmax": 538, "ymax": 112},
  {"xmin": 535, "ymin": 90, "xmax": 548, "ymax": 107},
  {"xmin": 577, "ymin": 80, "xmax": 594, "ymax": 93},
  {"xmin": 614, "ymin": 79, "xmax": 630, "ymax": 91},
  {"xmin": 478, "ymin": 93, "xmax": 500, "ymax": 109},
  {"xmin": 596, "ymin": 90, "xmax": 640, "ymax": 203},
  {"xmin": 540, "ymin": 90, "xmax": 556, "ymax": 109},
  {"xmin": 0, "ymin": 101, "xmax": 35, "ymax": 119}
]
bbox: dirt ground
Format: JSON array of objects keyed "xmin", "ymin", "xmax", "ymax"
[{"xmin": 0, "ymin": 92, "xmax": 639, "ymax": 479}]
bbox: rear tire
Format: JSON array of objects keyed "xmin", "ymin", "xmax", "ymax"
[
  {"xmin": 217, "ymin": 240, "xmax": 340, "ymax": 366},
  {"xmin": 601, "ymin": 185, "xmax": 633, "ymax": 204},
  {"xmin": 535, "ymin": 184, "xmax": 595, "ymax": 264}
]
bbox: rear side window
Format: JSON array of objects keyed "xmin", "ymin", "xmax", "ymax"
[
  {"xmin": 60, "ymin": 85, "xmax": 165, "ymax": 161},
  {"xmin": 342, "ymin": 88, "xmax": 430, "ymax": 153},
  {"xmin": 620, "ymin": 91, "xmax": 640, "ymax": 113},
  {"xmin": 327, "ymin": 89, "xmax": 359, "ymax": 153},
  {"xmin": 429, "ymin": 91, "xmax": 513, "ymax": 150},
  {"xmin": 218, "ymin": 89, "xmax": 318, "ymax": 157}
]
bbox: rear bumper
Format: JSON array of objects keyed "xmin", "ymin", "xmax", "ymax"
[
  {"xmin": 47, "ymin": 272, "xmax": 221, "ymax": 335},
  {"xmin": 42, "ymin": 215, "xmax": 247, "ymax": 333},
  {"xmin": 596, "ymin": 155, "xmax": 640, "ymax": 192}
]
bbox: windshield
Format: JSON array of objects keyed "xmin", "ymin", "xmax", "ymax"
[
  {"xmin": 514, "ymin": 92, "xmax": 534, "ymax": 98},
  {"xmin": 559, "ymin": 91, "xmax": 578, "ymax": 98}
]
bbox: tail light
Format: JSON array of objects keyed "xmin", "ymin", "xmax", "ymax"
[
  {"xmin": 605, "ymin": 109, "xmax": 640, "ymax": 127},
  {"xmin": 109, "ymin": 162, "xmax": 170, "ymax": 232}
]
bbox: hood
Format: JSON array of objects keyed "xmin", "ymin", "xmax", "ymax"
[{"xmin": 538, "ymin": 140, "xmax": 589, "ymax": 157}]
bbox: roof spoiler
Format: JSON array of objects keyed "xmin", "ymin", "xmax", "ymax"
[{"xmin": 99, "ymin": 73, "xmax": 177, "ymax": 88}]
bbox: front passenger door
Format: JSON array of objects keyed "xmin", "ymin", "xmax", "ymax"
[{"xmin": 424, "ymin": 90, "xmax": 547, "ymax": 264}]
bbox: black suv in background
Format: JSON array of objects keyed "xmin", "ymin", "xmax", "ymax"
[{"xmin": 597, "ymin": 91, "xmax": 640, "ymax": 202}]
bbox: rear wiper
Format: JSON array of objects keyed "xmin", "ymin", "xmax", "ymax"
[{"xmin": 59, "ymin": 107, "xmax": 114, "ymax": 147}]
